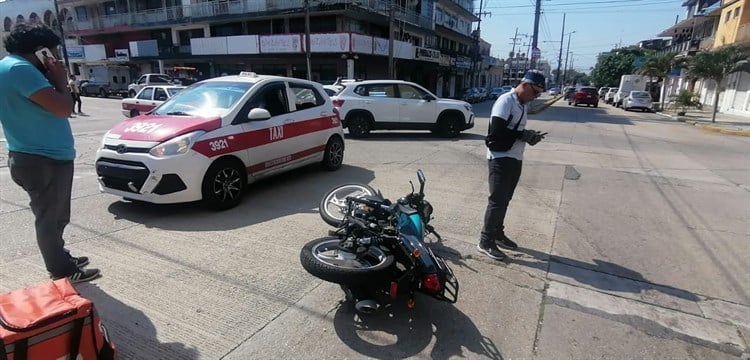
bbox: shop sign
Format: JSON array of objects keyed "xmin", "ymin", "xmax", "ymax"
[
  {"xmin": 439, "ymin": 54, "xmax": 452, "ymax": 67},
  {"xmin": 114, "ymin": 49, "xmax": 129, "ymax": 61},
  {"xmin": 260, "ymin": 34, "xmax": 302, "ymax": 53},
  {"xmin": 454, "ymin": 56, "xmax": 472, "ymax": 69},
  {"xmin": 308, "ymin": 33, "xmax": 350, "ymax": 52},
  {"xmin": 415, "ymin": 46, "xmax": 440, "ymax": 62},
  {"xmin": 351, "ymin": 34, "xmax": 373, "ymax": 54}
]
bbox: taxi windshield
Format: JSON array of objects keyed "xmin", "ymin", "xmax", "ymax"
[{"xmin": 153, "ymin": 81, "xmax": 254, "ymax": 117}]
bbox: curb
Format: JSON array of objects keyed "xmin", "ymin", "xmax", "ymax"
[
  {"xmin": 655, "ymin": 113, "xmax": 750, "ymax": 137},
  {"xmin": 529, "ymin": 95, "xmax": 563, "ymax": 114}
]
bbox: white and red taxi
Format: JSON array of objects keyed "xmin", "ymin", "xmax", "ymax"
[
  {"xmin": 121, "ymin": 85, "xmax": 185, "ymax": 118},
  {"xmin": 96, "ymin": 72, "xmax": 345, "ymax": 210}
]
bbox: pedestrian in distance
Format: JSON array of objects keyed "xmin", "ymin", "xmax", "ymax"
[
  {"xmin": 478, "ymin": 70, "xmax": 548, "ymax": 261},
  {"xmin": 0, "ymin": 23, "xmax": 100, "ymax": 283},
  {"xmin": 68, "ymin": 74, "xmax": 83, "ymax": 115}
]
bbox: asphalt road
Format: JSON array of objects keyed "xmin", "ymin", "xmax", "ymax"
[{"xmin": 1, "ymin": 96, "xmax": 748, "ymax": 359}]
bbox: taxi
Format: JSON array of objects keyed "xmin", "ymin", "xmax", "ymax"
[
  {"xmin": 121, "ymin": 85, "xmax": 185, "ymax": 118},
  {"xmin": 95, "ymin": 73, "xmax": 345, "ymax": 210}
]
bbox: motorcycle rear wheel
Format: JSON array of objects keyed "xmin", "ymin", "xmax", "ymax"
[
  {"xmin": 300, "ymin": 237, "xmax": 394, "ymax": 285},
  {"xmin": 319, "ymin": 183, "xmax": 377, "ymax": 227}
]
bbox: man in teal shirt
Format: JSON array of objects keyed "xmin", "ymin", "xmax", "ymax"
[{"xmin": 0, "ymin": 24, "xmax": 99, "ymax": 282}]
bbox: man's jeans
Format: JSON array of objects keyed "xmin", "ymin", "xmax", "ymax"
[
  {"xmin": 8, "ymin": 151, "xmax": 77, "ymax": 277},
  {"xmin": 480, "ymin": 157, "xmax": 523, "ymax": 244}
]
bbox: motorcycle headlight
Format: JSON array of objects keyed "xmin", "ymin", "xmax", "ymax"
[{"xmin": 149, "ymin": 130, "xmax": 205, "ymax": 157}]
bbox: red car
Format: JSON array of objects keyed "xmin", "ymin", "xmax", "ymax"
[{"xmin": 569, "ymin": 87, "xmax": 599, "ymax": 107}]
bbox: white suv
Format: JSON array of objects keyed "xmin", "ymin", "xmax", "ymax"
[
  {"xmin": 96, "ymin": 72, "xmax": 345, "ymax": 210},
  {"xmin": 331, "ymin": 80, "xmax": 474, "ymax": 137}
]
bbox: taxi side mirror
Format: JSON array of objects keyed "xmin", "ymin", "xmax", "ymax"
[{"xmin": 248, "ymin": 108, "xmax": 272, "ymax": 121}]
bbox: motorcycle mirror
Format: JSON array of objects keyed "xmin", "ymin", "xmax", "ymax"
[{"xmin": 417, "ymin": 169, "xmax": 426, "ymax": 184}]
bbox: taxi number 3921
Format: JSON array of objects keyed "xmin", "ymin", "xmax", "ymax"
[{"xmin": 209, "ymin": 139, "xmax": 229, "ymax": 151}]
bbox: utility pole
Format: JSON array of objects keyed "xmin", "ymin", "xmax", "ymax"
[
  {"xmin": 567, "ymin": 52, "xmax": 575, "ymax": 85},
  {"xmin": 562, "ymin": 31, "xmax": 573, "ymax": 86},
  {"xmin": 388, "ymin": 1, "xmax": 395, "ymax": 79},
  {"xmin": 555, "ymin": 13, "xmax": 566, "ymax": 87},
  {"xmin": 509, "ymin": 27, "xmax": 520, "ymax": 57},
  {"xmin": 530, "ymin": 0, "xmax": 542, "ymax": 69},
  {"xmin": 53, "ymin": 0, "xmax": 71, "ymax": 73},
  {"xmin": 304, "ymin": 0, "xmax": 312, "ymax": 80},
  {"xmin": 473, "ymin": 0, "xmax": 491, "ymax": 88}
]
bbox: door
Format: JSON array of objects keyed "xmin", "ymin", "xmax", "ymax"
[
  {"xmin": 236, "ymin": 82, "xmax": 296, "ymax": 176},
  {"xmin": 396, "ymin": 83, "xmax": 438, "ymax": 126},
  {"xmin": 360, "ymin": 83, "xmax": 399, "ymax": 124},
  {"xmin": 134, "ymin": 86, "xmax": 157, "ymax": 112},
  {"xmin": 288, "ymin": 82, "xmax": 335, "ymax": 158}
]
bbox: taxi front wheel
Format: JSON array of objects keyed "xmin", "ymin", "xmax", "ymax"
[{"xmin": 201, "ymin": 158, "xmax": 246, "ymax": 210}]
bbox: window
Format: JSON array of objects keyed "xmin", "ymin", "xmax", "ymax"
[
  {"xmin": 154, "ymin": 88, "xmax": 168, "ymax": 101},
  {"xmin": 734, "ymin": 7, "xmax": 741, "ymax": 18},
  {"xmin": 361, "ymin": 84, "xmax": 396, "ymax": 98},
  {"xmin": 397, "ymin": 84, "xmax": 428, "ymax": 100},
  {"xmin": 138, "ymin": 88, "xmax": 154, "ymax": 100},
  {"xmin": 75, "ymin": 6, "xmax": 88, "ymax": 21},
  {"xmin": 289, "ymin": 83, "xmax": 324, "ymax": 111},
  {"xmin": 725, "ymin": 11, "xmax": 730, "ymax": 23},
  {"xmin": 3, "ymin": 17, "xmax": 11, "ymax": 32}
]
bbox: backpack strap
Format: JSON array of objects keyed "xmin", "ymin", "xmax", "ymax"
[{"xmin": 68, "ymin": 317, "xmax": 85, "ymax": 360}]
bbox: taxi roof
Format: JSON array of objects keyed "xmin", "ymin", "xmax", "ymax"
[{"xmin": 201, "ymin": 72, "xmax": 307, "ymax": 85}]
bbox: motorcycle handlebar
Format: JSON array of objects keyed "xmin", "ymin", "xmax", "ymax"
[{"xmin": 346, "ymin": 196, "xmax": 392, "ymax": 212}]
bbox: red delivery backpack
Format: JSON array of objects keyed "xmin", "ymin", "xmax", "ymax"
[{"xmin": 0, "ymin": 279, "xmax": 117, "ymax": 360}]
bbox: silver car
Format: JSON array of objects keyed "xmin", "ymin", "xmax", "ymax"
[{"xmin": 622, "ymin": 91, "xmax": 653, "ymax": 112}]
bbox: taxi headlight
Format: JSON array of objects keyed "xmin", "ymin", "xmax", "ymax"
[
  {"xmin": 149, "ymin": 130, "xmax": 205, "ymax": 157},
  {"xmin": 464, "ymin": 103, "xmax": 472, "ymax": 112}
]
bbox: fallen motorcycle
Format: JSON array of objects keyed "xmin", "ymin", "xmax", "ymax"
[{"xmin": 300, "ymin": 170, "xmax": 458, "ymax": 313}]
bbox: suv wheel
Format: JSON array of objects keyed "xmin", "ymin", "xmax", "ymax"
[
  {"xmin": 437, "ymin": 114, "xmax": 461, "ymax": 138},
  {"xmin": 347, "ymin": 114, "xmax": 371, "ymax": 138}
]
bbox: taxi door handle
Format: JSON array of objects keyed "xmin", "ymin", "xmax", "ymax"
[
  {"xmin": 364, "ymin": 100, "xmax": 371, "ymax": 104},
  {"xmin": 320, "ymin": 111, "xmax": 332, "ymax": 117},
  {"xmin": 284, "ymin": 119, "xmax": 295, "ymax": 124}
]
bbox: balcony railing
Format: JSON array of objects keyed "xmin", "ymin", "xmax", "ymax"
[{"xmin": 62, "ymin": 0, "xmax": 431, "ymax": 33}]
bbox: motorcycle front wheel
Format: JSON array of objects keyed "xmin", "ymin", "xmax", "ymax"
[
  {"xmin": 300, "ymin": 237, "xmax": 394, "ymax": 285},
  {"xmin": 319, "ymin": 183, "xmax": 377, "ymax": 227}
]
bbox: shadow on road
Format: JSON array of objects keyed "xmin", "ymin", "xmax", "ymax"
[
  {"xmin": 75, "ymin": 283, "xmax": 199, "ymax": 359},
  {"xmin": 512, "ymin": 247, "xmax": 700, "ymax": 301},
  {"xmin": 345, "ymin": 132, "xmax": 485, "ymax": 141},
  {"xmin": 333, "ymin": 297, "xmax": 503, "ymax": 360},
  {"xmin": 105, "ymin": 164, "xmax": 376, "ymax": 231},
  {"xmin": 532, "ymin": 105, "xmax": 636, "ymax": 125}
]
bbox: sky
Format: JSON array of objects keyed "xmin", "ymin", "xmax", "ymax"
[{"xmin": 477, "ymin": 0, "xmax": 685, "ymax": 74}]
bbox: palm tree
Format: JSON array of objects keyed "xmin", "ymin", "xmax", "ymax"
[
  {"xmin": 637, "ymin": 52, "xmax": 675, "ymax": 110},
  {"xmin": 686, "ymin": 45, "xmax": 750, "ymax": 122}
]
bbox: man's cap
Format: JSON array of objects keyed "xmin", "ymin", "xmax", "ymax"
[{"xmin": 521, "ymin": 70, "xmax": 546, "ymax": 89}]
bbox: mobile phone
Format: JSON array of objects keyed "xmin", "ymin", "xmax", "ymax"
[{"xmin": 34, "ymin": 47, "xmax": 56, "ymax": 68}]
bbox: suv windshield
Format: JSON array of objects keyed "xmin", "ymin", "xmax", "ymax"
[{"xmin": 153, "ymin": 81, "xmax": 254, "ymax": 117}]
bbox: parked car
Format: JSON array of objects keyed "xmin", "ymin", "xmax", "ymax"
[
  {"xmin": 331, "ymin": 80, "xmax": 474, "ymax": 138},
  {"xmin": 461, "ymin": 88, "xmax": 481, "ymax": 103},
  {"xmin": 323, "ymin": 85, "xmax": 343, "ymax": 96},
  {"xmin": 598, "ymin": 87, "xmax": 610, "ymax": 99},
  {"xmin": 563, "ymin": 87, "xmax": 577, "ymax": 102},
  {"xmin": 569, "ymin": 87, "xmax": 599, "ymax": 107},
  {"xmin": 96, "ymin": 72, "xmax": 345, "ymax": 210},
  {"xmin": 121, "ymin": 85, "xmax": 185, "ymax": 117},
  {"xmin": 127, "ymin": 74, "xmax": 176, "ymax": 98},
  {"xmin": 622, "ymin": 90, "xmax": 653, "ymax": 112},
  {"xmin": 605, "ymin": 88, "xmax": 619, "ymax": 104},
  {"xmin": 489, "ymin": 87, "xmax": 509, "ymax": 99},
  {"xmin": 548, "ymin": 87, "xmax": 559, "ymax": 96},
  {"xmin": 474, "ymin": 87, "xmax": 488, "ymax": 102}
]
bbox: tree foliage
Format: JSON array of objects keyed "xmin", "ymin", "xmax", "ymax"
[
  {"xmin": 686, "ymin": 45, "xmax": 750, "ymax": 122},
  {"xmin": 589, "ymin": 47, "xmax": 647, "ymax": 87}
]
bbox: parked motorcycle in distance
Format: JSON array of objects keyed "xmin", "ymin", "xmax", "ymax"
[{"xmin": 301, "ymin": 170, "xmax": 458, "ymax": 314}]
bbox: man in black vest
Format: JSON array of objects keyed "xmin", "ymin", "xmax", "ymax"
[{"xmin": 478, "ymin": 70, "xmax": 547, "ymax": 260}]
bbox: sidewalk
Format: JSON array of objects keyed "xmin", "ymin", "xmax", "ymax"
[{"xmin": 657, "ymin": 105, "xmax": 750, "ymax": 136}]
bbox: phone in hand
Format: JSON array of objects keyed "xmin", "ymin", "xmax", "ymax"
[{"xmin": 34, "ymin": 47, "xmax": 56, "ymax": 69}]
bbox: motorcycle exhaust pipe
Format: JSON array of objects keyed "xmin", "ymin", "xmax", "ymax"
[{"xmin": 355, "ymin": 299, "xmax": 380, "ymax": 314}]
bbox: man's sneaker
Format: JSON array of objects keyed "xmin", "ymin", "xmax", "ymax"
[
  {"xmin": 55, "ymin": 268, "xmax": 101, "ymax": 284},
  {"xmin": 477, "ymin": 243, "xmax": 506, "ymax": 261},
  {"xmin": 71, "ymin": 256, "xmax": 89, "ymax": 268},
  {"xmin": 496, "ymin": 234, "xmax": 518, "ymax": 251}
]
